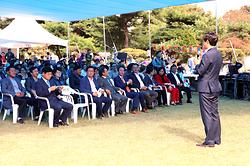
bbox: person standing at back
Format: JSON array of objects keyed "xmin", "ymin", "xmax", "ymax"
[{"xmin": 195, "ymin": 32, "xmax": 223, "ymax": 148}]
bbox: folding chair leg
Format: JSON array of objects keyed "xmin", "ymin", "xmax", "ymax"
[
  {"xmin": 12, "ymin": 105, "xmax": 18, "ymax": 124},
  {"xmin": 48, "ymin": 109, "xmax": 54, "ymax": 128},
  {"xmin": 37, "ymin": 111, "xmax": 44, "ymax": 126},
  {"xmin": 111, "ymin": 101, "xmax": 115, "ymax": 117},
  {"xmin": 87, "ymin": 107, "xmax": 90, "ymax": 120},
  {"xmin": 3, "ymin": 109, "xmax": 7, "ymax": 121},
  {"xmin": 167, "ymin": 92, "xmax": 171, "ymax": 106},
  {"xmin": 73, "ymin": 107, "xmax": 78, "ymax": 124},
  {"xmin": 126, "ymin": 99, "xmax": 131, "ymax": 113},
  {"xmin": 91, "ymin": 103, "xmax": 96, "ymax": 119}
]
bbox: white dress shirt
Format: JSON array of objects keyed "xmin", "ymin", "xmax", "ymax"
[
  {"xmin": 88, "ymin": 77, "xmax": 97, "ymax": 92},
  {"xmin": 135, "ymin": 73, "xmax": 145, "ymax": 88},
  {"xmin": 172, "ymin": 73, "xmax": 181, "ymax": 85}
]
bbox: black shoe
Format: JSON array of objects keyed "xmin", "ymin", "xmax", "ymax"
[
  {"xmin": 187, "ymin": 100, "xmax": 192, "ymax": 103},
  {"xmin": 59, "ymin": 121, "xmax": 69, "ymax": 126},
  {"xmin": 147, "ymin": 105, "xmax": 153, "ymax": 109},
  {"xmin": 53, "ymin": 123, "xmax": 59, "ymax": 127},
  {"xmin": 17, "ymin": 118, "xmax": 25, "ymax": 124},
  {"xmin": 34, "ymin": 116, "xmax": 39, "ymax": 121},
  {"xmin": 97, "ymin": 115, "xmax": 103, "ymax": 120}
]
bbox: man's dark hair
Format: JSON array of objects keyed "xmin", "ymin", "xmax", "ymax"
[
  {"xmin": 145, "ymin": 65, "xmax": 154, "ymax": 74},
  {"xmin": 170, "ymin": 64, "xmax": 177, "ymax": 71},
  {"xmin": 86, "ymin": 66, "xmax": 95, "ymax": 71},
  {"xmin": 73, "ymin": 64, "xmax": 81, "ymax": 71},
  {"xmin": 203, "ymin": 32, "xmax": 218, "ymax": 46},
  {"xmin": 117, "ymin": 65, "xmax": 125, "ymax": 71},
  {"xmin": 6, "ymin": 65, "xmax": 15, "ymax": 72},
  {"xmin": 99, "ymin": 66, "xmax": 108, "ymax": 76},
  {"xmin": 42, "ymin": 66, "xmax": 53, "ymax": 73},
  {"xmin": 53, "ymin": 67, "xmax": 62, "ymax": 74},
  {"xmin": 29, "ymin": 66, "xmax": 38, "ymax": 73}
]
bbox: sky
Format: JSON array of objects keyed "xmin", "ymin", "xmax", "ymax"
[{"xmin": 197, "ymin": 0, "xmax": 250, "ymax": 17}]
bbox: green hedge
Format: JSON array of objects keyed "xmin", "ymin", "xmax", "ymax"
[{"xmin": 120, "ymin": 48, "xmax": 149, "ymax": 62}]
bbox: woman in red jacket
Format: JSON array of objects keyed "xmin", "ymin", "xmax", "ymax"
[{"xmin": 154, "ymin": 67, "xmax": 180, "ymax": 105}]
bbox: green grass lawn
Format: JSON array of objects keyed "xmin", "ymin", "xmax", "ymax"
[{"xmin": 0, "ymin": 94, "xmax": 249, "ymax": 166}]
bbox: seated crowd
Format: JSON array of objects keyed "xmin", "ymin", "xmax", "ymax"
[{"xmin": 0, "ymin": 50, "xmax": 192, "ymax": 127}]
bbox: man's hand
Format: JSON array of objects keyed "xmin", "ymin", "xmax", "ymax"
[
  {"xmin": 93, "ymin": 92, "xmax": 98, "ymax": 97},
  {"xmin": 16, "ymin": 92, "xmax": 24, "ymax": 97},
  {"xmin": 49, "ymin": 86, "xmax": 57, "ymax": 92},
  {"xmin": 141, "ymin": 86, "xmax": 147, "ymax": 91},
  {"xmin": 106, "ymin": 89, "xmax": 111, "ymax": 96},
  {"xmin": 168, "ymin": 86, "xmax": 172, "ymax": 90},
  {"xmin": 127, "ymin": 79, "xmax": 133, "ymax": 85}
]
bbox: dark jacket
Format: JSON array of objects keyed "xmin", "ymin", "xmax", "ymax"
[
  {"xmin": 25, "ymin": 77, "xmax": 37, "ymax": 95},
  {"xmin": 97, "ymin": 76, "xmax": 119, "ymax": 94},
  {"xmin": 69, "ymin": 72, "xmax": 82, "ymax": 90},
  {"xmin": 195, "ymin": 47, "xmax": 223, "ymax": 93},
  {"xmin": 114, "ymin": 75, "xmax": 129, "ymax": 91},
  {"xmin": 79, "ymin": 76, "xmax": 99, "ymax": 94},
  {"xmin": 1, "ymin": 77, "xmax": 26, "ymax": 109},
  {"xmin": 34, "ymin": 78, "xmax": 60, "ymax": 111},
  {"xmin": 127, "ymin": 73, "xmax": 146, "ymax": 89},
  {"xmin": 167, "ymin": 73, "xmax": 184, "ymax": 87}
]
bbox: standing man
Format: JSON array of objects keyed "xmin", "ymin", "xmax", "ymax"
[{"xmin": 195, "ymin": 32, "xmax": 223, "ymax": 147}]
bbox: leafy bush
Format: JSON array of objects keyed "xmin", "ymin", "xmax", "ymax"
[
  {"xmin": 218, "ymin": 48, "xmax": 245, "ymax": 62},
  {"xmin": 120, "ymin": 48, "xmax": 149, "ymax": 62}
]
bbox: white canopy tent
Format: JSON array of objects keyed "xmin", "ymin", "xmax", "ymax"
[{"xmin": 0, "ymin": 17, "xmax": 68, "ymax": 57}]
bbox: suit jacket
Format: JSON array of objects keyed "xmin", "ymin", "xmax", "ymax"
[
  {"xmin": 25, "ymin": 77, "xmax": 37, "ymax": 95},
  {"xmin": 97, "ymin": 76, "xmax": 119, "ymax": 94},
  {"xmin": 1, "ymin": 77, "xmax": 26, "ymax": 109},
  {"xmin": 51, "ymin": 76, "xmax": 65, "ymax": 86},
  {"xmin": 34, "ymin": 78, "xmax": 59, "ymax": 111},
  {"xmin": 114, "ymin": 75, "xmax": 129, "ymax": 91},
  {"xmin": 143, "ymin": 74, "xmax": 156, "ymax": 87},
  {"xmin": 69, "ymin": 72, "xmax": 82, "ymax": 90},
  {"xmin": 79, "ymin": 76, "xmax": 99, "ymax": 94},
  {"xmin": 127, "ymin": 73, "xmax": 146, "ymax": 89},
  {"xmin": 195, "ymin": 47, "xmax": 222, "ymax": 93},
  {"xmin": 167, "ymin": 73, "xmax": 184, "ymax": 87}
]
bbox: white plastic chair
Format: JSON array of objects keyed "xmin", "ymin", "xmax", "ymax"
[
  {"xmin": 32, "ymin": 90, "xmax": 54, "ymax": 128},
  {"xmin": 60, "ymin": 86, "xmax": 96, "ymax": 123},
  {"xmin": 2, "ymin": 93, "xmax": 19, "ymax": 123}
]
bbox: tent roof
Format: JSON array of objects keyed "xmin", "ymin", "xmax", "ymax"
[
  {"xmin": 0, "ymin": 0, "xmax": 212, "ymax": 21},
  {"xmin": 0, "ymin": 18, "xmax": 68, "ymax": 48}
]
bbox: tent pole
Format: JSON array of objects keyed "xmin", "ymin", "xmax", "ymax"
[
  {"xmin": 148, "ymin": 10, "xmax": 152, "ymax": 60},
  {"xmin": 17, "ymin": 48, "xmax": 19, "ymax": 59},
  {"xmin": 103, "ymin": 16, "xmax": 107, "ymax": 64},
  {"xmin": 67, "ymin": 22, "xmax": 70, "ymax": 61},
  {"xmin": 215, "ymin": 0, "xmax": 218, "ymax": 35}
]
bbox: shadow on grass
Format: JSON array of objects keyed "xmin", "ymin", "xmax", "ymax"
[{"xmin": 161, "ymin": 125, "xmax": 203, "ymax": 143}]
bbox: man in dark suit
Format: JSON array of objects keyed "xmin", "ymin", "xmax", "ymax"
[
  {"xmin": 69, "ymin": 64, "xmax": 82, "ymax": 103},
  {"xmin": 1, "ymin": 66, "xmax": 38, "ymax": 124},
  {"xmin": 80, "ymin": 66, "xmax": 112, "ymax": 119},
  {"xmin": 114, "ymin": 65, "xmax": 147, "ymax": 114},
  {"xmin": 195, "ymin": 32, "xmax": 223, "ymax": 147},
  {"xmin": 168, "ymin": 65, "xmax": 192, "ymax": 104},
  {"xmin": 25, "ymin": 66, "xmax": 40, "ymax": 120},
  {"xmin": 98, "ymin": 65, "xmax": 128, "ymax": 114},
  {"xmin": 34, "ymin": 67, "xmax": 73, "ymax": 127},
  {"xmin": 69, "ymin": 64, "xmax": 82, "ymax": 90},
  {"xmin": 128, "ymin": 63, "xmax": 158, "ymax": 110},
  {"xmin": 143, "ymin": 66, "xmax": 168, "ymax": 106}
]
